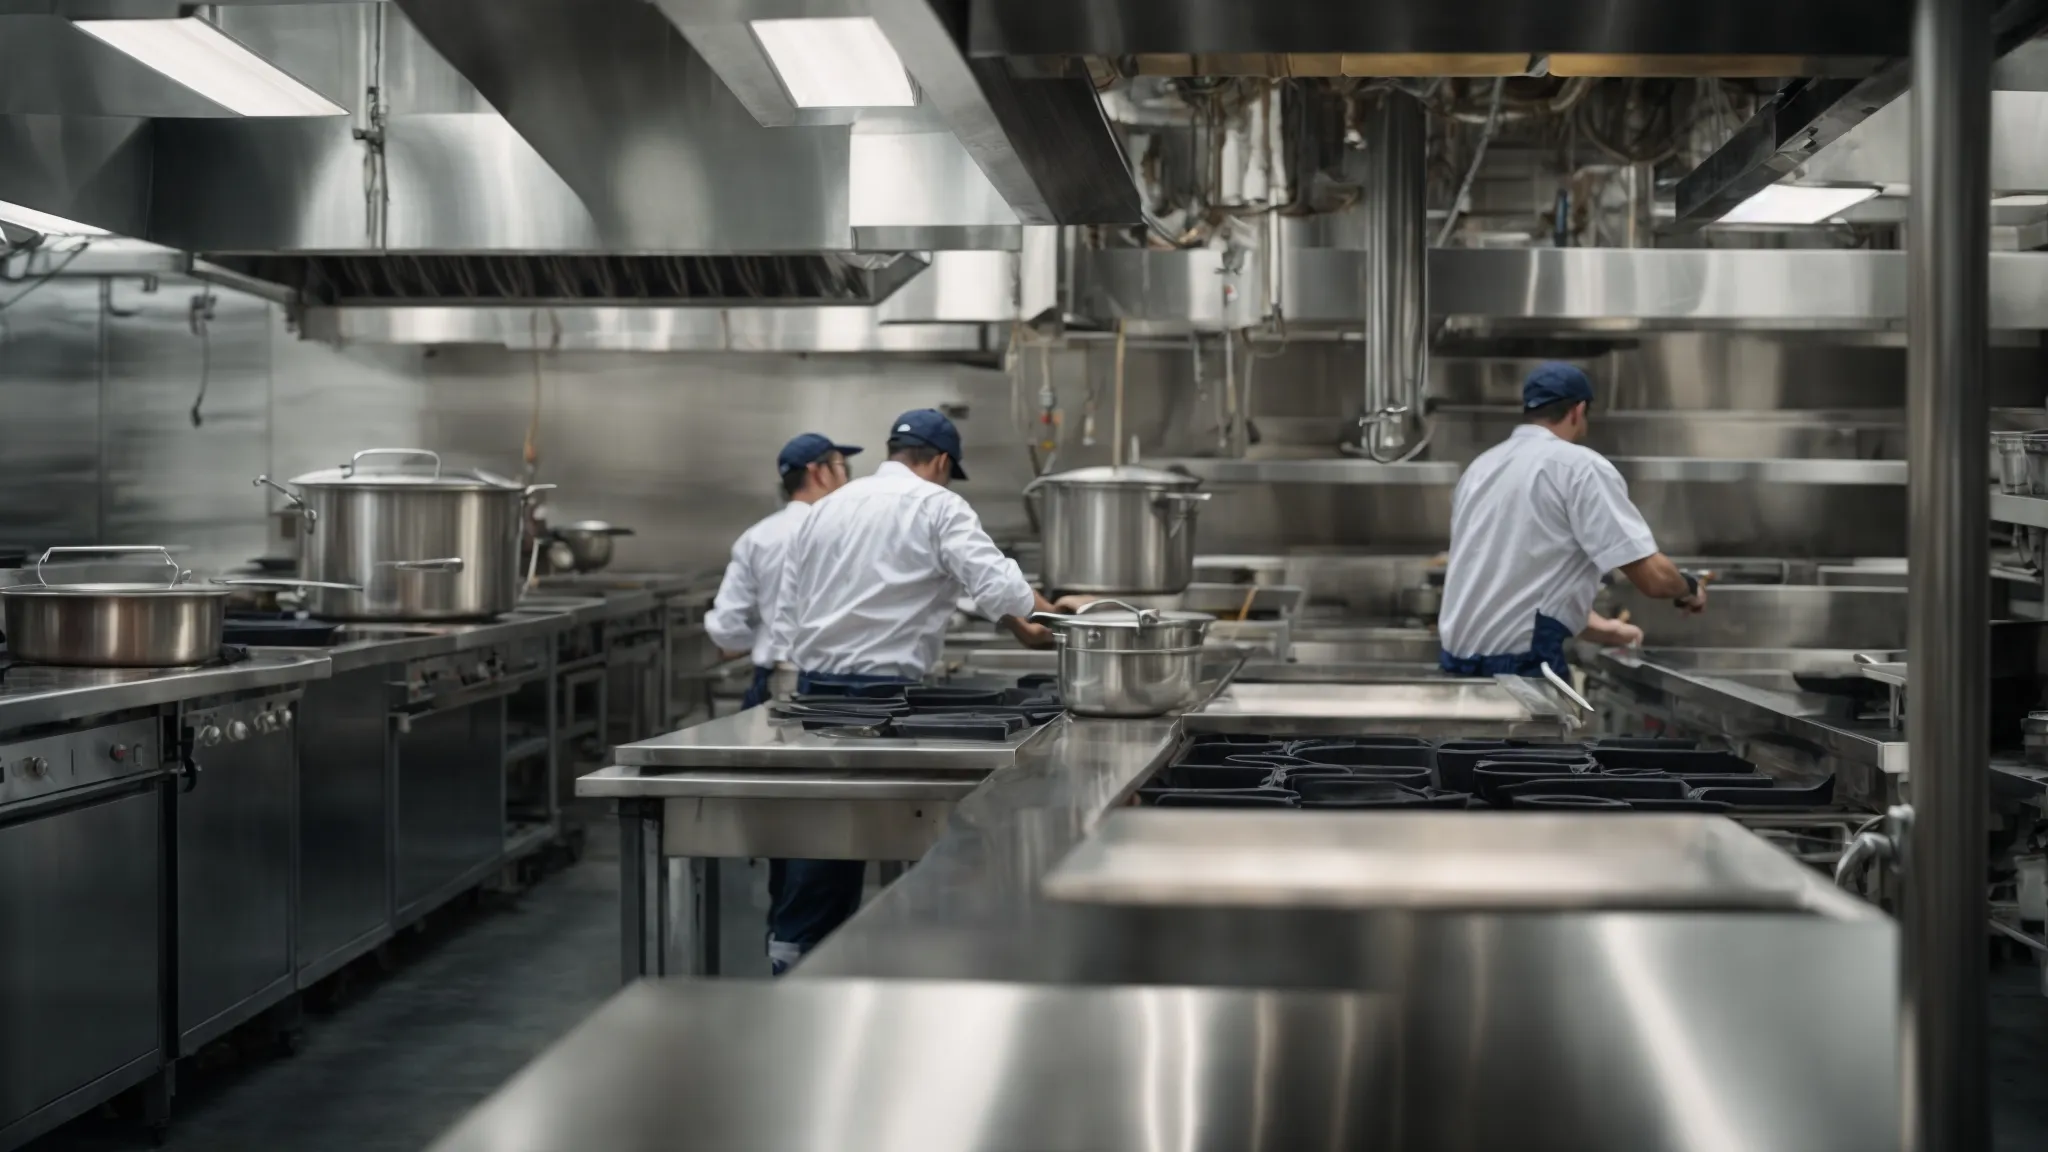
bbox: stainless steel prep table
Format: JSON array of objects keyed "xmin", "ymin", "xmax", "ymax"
[{"xmin": 457, "ymin": 700, "xmax": 1901, "ymax": 1150}]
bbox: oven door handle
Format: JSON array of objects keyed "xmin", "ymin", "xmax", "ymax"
[{"xmin": 389, "ymin": 681, "xmax": 522, "ymax": 732}]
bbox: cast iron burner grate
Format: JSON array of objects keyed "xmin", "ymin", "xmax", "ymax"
[{"xmin": 768, "ymin": 676, "xmax": 1063, "ymax": 742}]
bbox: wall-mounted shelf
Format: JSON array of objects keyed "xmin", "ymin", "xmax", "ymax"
[
  {"xmin": 1158, "ymin": 457, "xmax": 1907, "ymax": 487},
  {"xmin": 1992, "ymin": 492, "xmax": 2048, "ymax": 530}
]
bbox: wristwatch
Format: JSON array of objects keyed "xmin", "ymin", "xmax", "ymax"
[{"xmin": 1675, "ymin": 571, "xmax": 1702, "ymax": 607}]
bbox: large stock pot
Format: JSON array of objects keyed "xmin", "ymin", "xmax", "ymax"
[
  {"xmin": 257, "ymin": 449, "xmax": 550, "ymax": 621},
  {"xmin": 1025, "ymin": 466, "xmax": 1211, "ymax": 595}
]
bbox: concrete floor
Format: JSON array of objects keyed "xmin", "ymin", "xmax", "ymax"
[
  {"xmin": 32, "ymin": 831, "xmax": 622, "ymax": 1152},
  {"xmin": 23, "ymin": 822, "xmax": 2048, "ymax": 1151}
]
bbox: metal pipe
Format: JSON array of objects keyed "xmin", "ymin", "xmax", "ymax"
[
  {"xmin": 1905, "ymin": 0, "xmax": 1992, "ymax": 1146},
  {"xmin": 1357, "ymin": 89, "xmax": 1425, "ymax": 460}
]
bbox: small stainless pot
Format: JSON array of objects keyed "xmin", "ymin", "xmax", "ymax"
[
  {"xmin": 1026, "ymin": 466, "xmax": 1211, "ymax": 595},
  {"xmin": 1033, "ymin": 600, "xmax": 1213, "ymax": 718},
  {"xmin": 0, "ymin": 547, "xmax": 359, "ymax": 667}
]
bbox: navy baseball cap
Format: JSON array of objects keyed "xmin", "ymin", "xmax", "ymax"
[
  {"xmin": 776, "ymin": 432, "xmax": 862, "ymax": 476},
  {"xmin": 1522, "ymin": 362, "xmax": 1595, "ymax": 412},
  {"xmin": 887, "ymin": 409, "xmax": 968, "ymax": 480}
]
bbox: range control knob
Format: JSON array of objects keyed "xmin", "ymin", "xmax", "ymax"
[
  {"xmin": 253, "ymin": 712, "xmax": 277, "ymax": 735},
  {"xmin": 227, "ymin": 720, "xmax": 251, "ymax": 743},
  {"xmin": 471, "ymin": 661, "xmax": 491, "ymax": 683},
  {"xmin": 110, "ymin": 744, "xmax": 129, "ymax": 762},
  {"xmin": 277, "ymin": 707, "xmax": 293, "ymax": 729},
  {"xmin": 22, "ymin": 756, "xmax": 48, "ymax": 780},
  {"xmin": 198, "ymin": 725, "xmax": 223, "ymax": 748}
]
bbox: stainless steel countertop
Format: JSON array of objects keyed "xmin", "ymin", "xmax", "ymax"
[
  {"xmin": 0, "ymin": 652, "xmax": 330, "ymax": 732},
  {"xmin": 248, "ymin": 609, "xmax": 575, "ymax": 674},
  {"xmin": 577, "ymin": 764, "xmax": 983, "ymax": 801},
  {"xmin": 512, "ymin": 592, "xmax": 654, "ymax": 627},
  {"xmin": 441, "ymin": 713, "xmax": 1902, "ymax": 1151},
  {"xmin": 424, "ymin": 968, "xmax": 1891, "ymax": 1152},
  {"xmin": 608, "ymin": 707, "xmax": 1056, "ymax": 774}
]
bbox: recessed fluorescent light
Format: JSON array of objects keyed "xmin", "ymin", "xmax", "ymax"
[
  {"xmin": 1718, "ymin": 185, "xmax": 1879, "ymax": 226},
  {"xmin": 75, "ymin": 17, "xmax": 346, "ymax": 117},
  {"xmin": 0, "ymin": 198, "xmax": 110, "ymax": 237},
  {"xmin": 1995, "ymin": 194, "xmax": 2048, "ymax": 208},
  {"xmin": 751, "ymin": 17, "xmax": 915, "ymax": 109}
]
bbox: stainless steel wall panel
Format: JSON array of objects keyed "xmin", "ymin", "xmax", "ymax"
[
  {"xmin": 415, "ymin": 347, "xmax": 1033, "ymax": 570},
  {"xmin": 0, "ymin": 276, "xmax": 101, "ymax": 553},
  {"xmin": 102, "ymin": 277, "xmax": 273, "ymax": 576},
  {"xmin": 380, "ymin": 116, "xmax": 602, "ymax": 251}
]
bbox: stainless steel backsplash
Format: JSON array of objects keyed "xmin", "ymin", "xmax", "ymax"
[{"xmin": 5, "ymin": 275, "xmax": 2023, "ymax": 575}]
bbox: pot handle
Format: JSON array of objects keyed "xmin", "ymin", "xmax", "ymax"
[
  {"xmin": 523, "ymin": 483, "xmax": 559, "ymax": 503},
  {"xmin": 1152, "ymin": 490, "xmax": 1212, "ymax": 539},
  {"xmin": 1031, "ymin": 599, "xmax": 1162, "ymax": 628},
  {"xmin": 33, "ymin": 546, "xmax": 187, "ymax": 589},
  {"xmin": 379, "ymin": 558, "xmax": 467, "ymax": 574},
  {"xmin": 253, "ymin": 475, "xmax": 317, "ymax": 525},
  {"xmin": 345, "ymin": 449, "xmax": 441, "ymax": 479},
  {"xmin": 211, "ymin": 578, "xmax": 366, "ymax": 593}
]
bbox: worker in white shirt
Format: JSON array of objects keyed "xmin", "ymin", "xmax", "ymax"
[
  {"xmin": 1439, "ymin": 362, "xmax": 1706, "ymax": 678},
  {"xmin": 704, "ymin": 433, "xmax": 860, "ymax": 709},
  {"xmin": 761, "ymin": 408, "xmax": 1059, "ymax": 973}
]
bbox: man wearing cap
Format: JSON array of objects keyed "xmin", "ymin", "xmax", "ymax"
[
  {"xmin": 1438, "ymin": 362, "xmax": 1706, "ymax": 678},
  {"xmin": 704, "ymin": 433, "xmax": 860, "ymax": 710},
  {"xmin": 761, "ymin": 408, "xmax": 1059, "ymax": 972}
]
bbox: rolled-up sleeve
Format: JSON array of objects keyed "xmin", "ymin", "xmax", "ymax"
[
  {"xmin": 930, "ymin": 493, "xmax": 1035, "ymax": 623},
  {"xmin": 1570, "ymin": 459, "xmax": 1660, "ymax": 573},
  {"xmin": 704, "ymin": 537, "xmax": 759, "ymax": 654}
]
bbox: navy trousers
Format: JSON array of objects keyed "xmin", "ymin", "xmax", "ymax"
[{"xmin": 765, "ymin": 669, "xmax": 918, "ymax": 974}]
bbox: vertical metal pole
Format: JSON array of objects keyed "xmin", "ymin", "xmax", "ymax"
[
  {"xmin": 1359, "ymin": 89, "xmax": 1425, "ymax": 458},
  {"xmin": 1906, "ymin": 0, "xmax": 1991, "ymax": 1147}
]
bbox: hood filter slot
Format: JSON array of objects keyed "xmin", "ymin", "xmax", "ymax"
[{"xmin": 206, "ymin": 254, "xmax": 902, "ymax": 306}]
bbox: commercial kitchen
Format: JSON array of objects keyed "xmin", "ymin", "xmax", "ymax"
[{"xmin": 3, "ymin": 2, "xmax": 2047, "ymax": 1150}]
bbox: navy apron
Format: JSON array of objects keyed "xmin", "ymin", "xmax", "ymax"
[
  {"xmin": 1440, "ymin": 611, "xmax": 1574, "ymax": 679},
  {"xmin": 740, "ymin": 666, "xmax": 775, "ymax": 710}
]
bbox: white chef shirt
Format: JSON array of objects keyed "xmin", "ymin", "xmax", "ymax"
[
  {"xmin": 1439, "ymin": 424, "xmax": 1660, "ymax": 659},
  {"xmin": 704, "ymin": 501, "xmax": 813, "ymax": 668},
  {"xmin": 768, "ymin": 461, "xmax": 1035, "ymax": 679}
]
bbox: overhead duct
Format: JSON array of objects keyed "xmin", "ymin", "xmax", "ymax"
[
  {"xmin": 1354, "ymin": 89, "xmax": 1427, "ymax": 460},
  {"xmin": 654, "ymin": 0, "xmax": 1141, "ymax": 226},
  {"xmin": 963, "ymin": 1, "xmax": 1920, "ymax": 58}
]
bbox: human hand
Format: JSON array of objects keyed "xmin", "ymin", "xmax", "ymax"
[
  {"xmin": 1614, "ymin": 621, "xmax": 1645, "ymax": 648},
  {"xmin": 1015, "ymin": 621, "xmax": 1057, "ymax": 649}
]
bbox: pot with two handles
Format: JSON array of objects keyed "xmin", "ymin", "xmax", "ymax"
[
  {"xmin": 1025, "ymin": 466, "xmax": 1212, "ymax": 596},
  {"xmin": 0, "ymin": 546, "xmax": 361, "ymax": 667},
  {"xmin": 256, "ymin": 449, "xmax": 553, "ymax": 622},
  {"xmin": 1032, "ymin": 599, "xmax": 1215, "ymax": 718}
]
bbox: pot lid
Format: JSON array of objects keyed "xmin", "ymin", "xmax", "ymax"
[
  {"xmin": 289, "ymin": 449, "xmax": 524, "ymax": 491},
  {"xmin": 1029, "ymin": 465, "xmax": 1200, "ymax": 489}
]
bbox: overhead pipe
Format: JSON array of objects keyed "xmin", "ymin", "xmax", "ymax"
[
  {"xmin": 1904, "ymin": 0, "xmax": 1992, "ymax": 1147},
  {"xmin": 1354, "ymin": 88, "xmax": 1426, "ymax": 461}
]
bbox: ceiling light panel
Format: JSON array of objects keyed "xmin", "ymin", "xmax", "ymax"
[
  {"xmin": 1717, "ymin": 185, "xmax": 1879, "ymax": 226},
  {"xmin": 0, "ymin": 199, "xmax": 111, "ymax": 237},
  {"xmin": 751, "ymin": 17, "xmax": 916, "ymax": 109},
  {"xmin": 75, "ymin": 17, "xmax": 346, "ymax": 117}
]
